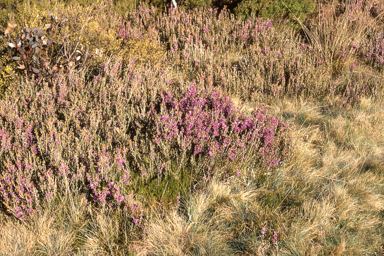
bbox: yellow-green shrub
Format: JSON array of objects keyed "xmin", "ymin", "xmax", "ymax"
[
  {"xmin": 37, "ymin": 0, "xmax": 127, "ymax": 83},
  {"xmin": 10, "ymin": 0, "xmax": 58, "ymax": 28},
  {"xmin": 0, "ymin": 50, "xmax": 17, "ymax": 100},
  {"xmin": 52, "ymin": 0, "xmax": 124, "ymax": 57},
  {"xmin": 120, "ymin": 32, "xmax": 167, "ymax": 69}
]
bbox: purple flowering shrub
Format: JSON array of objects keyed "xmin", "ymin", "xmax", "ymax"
[
  {"xmin": 117, "ymin": 3, "xmax": 383, "ymax": 107},
  {"xmin": 0, "ymin": 59, "xmax": 146, "ymax": 219},
  {"xmin": 0, "ymin": 55, "xmax": 291, "ymax": 219},
  {"xmin": 0, "ymin": 99, "xmax": 128, "ymax": 220},
  {"xmin": 295, "ymin": 0, "xmax": 384, "ymax": 104},
  {"xmin": 0, "ymin": 0, "xmax": 302, "ymax": 217},
  {"xmin": 359, "ymin": 1, "xmax": 384, "ymax": 73},
  {"xmin": 127, "ymin": 82, "xmax": 291, "ymax": 181},
  {"xmin": 0, "ymin": 114, "xmax": 56, "ymax": 219},
  {"xmin": 361, "ymin": 30, "xmax": 384, "ymax": 73}
]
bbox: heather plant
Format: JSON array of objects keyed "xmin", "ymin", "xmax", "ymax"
[
  {"xmin": 0, "ymin": 48, "xmax": 291, "ymax": 220},
  {"xmin": 124, "ymin": 82, "xmax": 291, "ymax": 204},
  {"xmin": 100, "ymin": 58, "xmax": 291, "ymax": 201},
  {"xmin": 146, "ymin": 84, "xmax": 291, "ymax": 172},
  {"xmin": 294, "ymin": 0, "xmax": 384, "ymax": 104},
  {"xmin": 362, "ymin": 30, "xmax": 384, "ymax": 72},
  {"xmin": 0, "ymin": 59, "xmax": 138, "ymax": 219},
  {"xmin": 118, "ymin": 3, "xmax": 383, "ymax": 106}
]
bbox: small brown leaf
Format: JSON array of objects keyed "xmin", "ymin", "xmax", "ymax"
[
  {"xmin": 8, "ymin": 23, "xmax": 17, "ymax": 29},
  {"xmin": 4, "ymin": 28, "xmax": 12, "ymax": 35},
  {"xmin": 52, "ymin": 66, "xmax": 59, "ymax": 71},
  {"xmin": 32, "ymin": 67, "xmax": 40, "ymax": 73},
  {"xmin": 44, "ymin": 61, "xmax": 49, "ymax": 70}
]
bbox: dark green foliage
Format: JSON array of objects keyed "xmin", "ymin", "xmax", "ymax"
[
  {"xmin": 234, "ymin": 0, "xmax": 316, "ymax": 22},
  {"xmin": 112, "ymin": 0, "xmax": 139, "ymax": 17},
  {"xmin": 258, "ymin": 188, "xmax": 303, "ymax": 211},
  {"xmin": 182, "ymin": 0, "xmax": 213, "ymax": 9}
]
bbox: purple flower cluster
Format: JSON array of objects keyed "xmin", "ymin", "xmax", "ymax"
[
  {"xmin": 144, "ymin": 83, "xmax": 290, "ymax": 171},
  {"xmin": 0, "ymin": 75, "xmax": 134, "ymax": 219},
  {"xmin": 0, "ymin": 120, "xmax": 53, "ymax": 219},
  {"xmin": 363, "ymin": 30, "xmax": 384, "ymax": 69}
]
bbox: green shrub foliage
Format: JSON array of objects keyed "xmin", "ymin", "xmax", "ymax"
[{"xmin": 234, "ymin": 0, "xmax": 316, "ymax": 22}]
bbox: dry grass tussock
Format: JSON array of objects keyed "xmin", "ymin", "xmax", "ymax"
[{"xmin": 0, "ymin": 0, "xmax": 384, "ymax": 255}]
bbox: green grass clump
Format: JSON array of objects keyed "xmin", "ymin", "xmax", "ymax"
[{"xmin": 134, "ymin": 161, "xmax": 197, "ymax": 207}]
